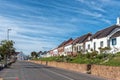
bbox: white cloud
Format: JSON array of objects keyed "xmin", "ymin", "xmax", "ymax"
[
  {"xmin": 76, "ymin": 0, "xmax": 105, "ymax": 12},
  {"xmin": 0, "ymin": 14, "xmax": 78, "ymax": 55},
  {"xmin": 0, "ymin": 16, "xmax": 57, "ymax": 54},
  {"xmin": 0, "ymin": 0, "xmax": 117, "ymax": 55},
  {"xmin": 81, "ymin": 9, "xmax": 103, "ymax": 18}
]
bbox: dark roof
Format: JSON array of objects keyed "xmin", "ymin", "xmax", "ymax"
[
  {"xmin": 92, "ymin": 25, "xmax": 120, "ymax": 39},
  {"xmin": 72, "ymin": 37, "xmax": 80, "ymax": 45},
  {"xmin": 73, "ymin": 33, "xmax": 92, "ymax": 45},
  {"xmin": 111, "ymin": 31, "xmax": 120, "ymax": 38},
  {"xmin": 58, "ymin": 38, "xmax": 73, "ymax": 48},
  {"xmin": 64, "ymin": 38, "xmax": 73, "ymax": 46},
  {"xmin": 58, "ymin": 41, "xmax": 66, "ymax": 48},
  {"xmin": 65, "ymin": 40, "xmax": 73, "ymax": 46},
  {"xmin": 15, "ymin": 52, "xmax": 20, "ymax": 55}
]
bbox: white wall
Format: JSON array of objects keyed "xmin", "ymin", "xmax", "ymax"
[
  {"xmin": 108, "ymin": 28, "xmax": 120, "ymax": 53},
  {"xmin": 85, "ymin": 40, "xmax": 92, "ymax": 52},
  {"xmin": 75, "ymin": 43, "xmax": 83, "ymax": 51},
  {"xmin": 53, "ymin": 49, "xmax": 58, "ymax": 55},
  {"xmin": 64, "ymin": 44, "xmax": 72, "ymax": 53},
  {"xmin": 85, "ymin": 37, "xmax": 108, "ymax": 53},
  {"xmin": 85, "ymin": 36, "xmax": 120, "ymax": 54},
  {"xmin": 93, "ymin": 37, "xmax": 108, "ymax": 52},
  {"xmin": 110, "ymin": 37, "xmax": 120, "ymax": 53}
]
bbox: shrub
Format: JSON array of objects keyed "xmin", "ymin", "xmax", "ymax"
[
  {"xmin": 90, "ymin": 51, "xmax": 98, "ymax": 58},
  {"xmin": 85, "ymin": 53, "xmax": 91, "ymax": 59},
  {"xmin": 116, "ymin": 52, "xmax": 120, "ymax": 56},
  {"xmin": 85, "ymin": 51, "xmax": 98, "ymax": 59}
]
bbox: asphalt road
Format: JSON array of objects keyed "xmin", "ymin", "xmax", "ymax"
[{"xmin": 0, "ymin": 61, "xmax": 107, "ymax": 80}]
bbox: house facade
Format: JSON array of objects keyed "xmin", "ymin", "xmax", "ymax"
[
  {"xmin": 43, "ymin": 51, "xmax": 51, "ymax": 57},
  {"xmin": 46, "ymin": 17, "xmax": 120, "ymax": 57},
  {"xmin": 64, "ymin": 38, "xmax": 73, "ymax": 56},
  {"xmin": 109, "ymin": 29, "xmax": 120, "ymax": 53},
  {"xmin": 58, "ymin": 41, "xmax": 66, "ymax": 56},
  {"xmin": 73, "ymin": 33, "xmax": 92, "ymax": 55},
  {"xmin": 17, "ymin": 52, "xmax": 26, "ymax": 60},
  {"xmin": 49, "ymin": 50, "xmax": 54, "ymax": 56},
  {"xmin": 85, "ymin": 37, "xmax": 109, "ymax": 53},
  {"xmin": 53, "ymin": 48, "xmax": 58, "ymax": 56},
  {"xmin": 85, "ymin": 17, "xmax": 120, "ymax": 53}
]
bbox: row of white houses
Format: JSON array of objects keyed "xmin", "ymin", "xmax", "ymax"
[{"xmin": 43, "ymin": 17, "xmax": 120, "ymax": 57}]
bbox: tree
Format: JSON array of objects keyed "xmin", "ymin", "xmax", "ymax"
[
  {"xmin": 31, "ymin": 51, "xmax": 38, "ymax": 59},
  {"xmin": 0, "ymin": 40, "xmax": 15, "ymax": 65}
]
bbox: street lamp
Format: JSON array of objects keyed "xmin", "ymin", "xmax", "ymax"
[{"xmin": 5, "ymin": 29, "xmax": 11, "ymax": 67}]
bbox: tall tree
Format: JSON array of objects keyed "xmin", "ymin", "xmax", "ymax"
[{"xmin": 0, "ymin": 40, "xmax": 15, "ymax": 65}]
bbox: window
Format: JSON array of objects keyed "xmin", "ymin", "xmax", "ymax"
[
  {"xmin": 88, "ymin": 44, "xmax": 90, "ymax": 49},
  {"xmin": 112, "ymin": 38, "xmax": 117, "ymax": 45},
  {"xmin": 94, "ymin": 42, "xmax": 96, "ymax": 50},
  {"xmin": 78, "ymin": 46, "xmax": 81, "ymax": 51},
  {"xmin": 107, "ymin": 40, "xmax": 110, "ymax": 47},
  {"xmin": 79, "ymin": 46, "xmax": 81, "ymax": 50},
  {"xmin": 77, "ymin": 46, "xmax": 79, "ymax": 51},
  {"xmin": 100, "ymin": 41, "xmax": 103, "ymax": 47},
  {"xmin": 77, "ymin": 46, "xmax": 79, "ymax": 50}
]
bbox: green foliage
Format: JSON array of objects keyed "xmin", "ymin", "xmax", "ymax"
[
  {"xmin": 84, "ymin": 51, "xmax": 98, "ymax": 59},
  {"xmin": 96, "ymin": 53, "xmax": 109, "ymax": 60},
  {"xmin": 36, "ymin": 51, "xmax": 120, "ymax": 66},
  {"xmin": 0, "ymin": 40, "xmax": 15, "ymax": 58},
  {"xmin": 0, "ymin": 40, "xmax": 16, "ymax": 65},
  {"xmin": 99, "ymin": 47, "xmax": 111, "ymax": 54},
  {"xmin": 115, "ymin": 52, "xmax": 120, "ymax": 56},
  {"xmin": 40, "ymin": 56, "xmax": 57, "ymax": 61},
  {"xmin": 31, "ymin": 51, "xmax": 38, "ymax": 59},
  {"xmin": 85, "ymin": 53, "xmax": 91, "ymax": 59},
  {"xmin": 103, "ymin": 56, "xmax": 120, "ymax": 66}
]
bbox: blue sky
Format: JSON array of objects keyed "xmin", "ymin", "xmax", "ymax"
[{"xmin": 0, "ymin": 0, "xmax": 120, "ymax": 55}]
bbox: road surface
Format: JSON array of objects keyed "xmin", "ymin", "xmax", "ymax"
[{"xmin": 0, "ymin": 61, "xmax": 107, "ymax": 80}]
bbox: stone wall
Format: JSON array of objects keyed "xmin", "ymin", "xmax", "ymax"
[
  {"xmin": 29, "ymin": 60, "xmax": 87, "ymax": 73},
  {"xmin": 29, "ymin": 60, "xmax": 120, "ymax": 80},
  {"xmin": 91, "ymin": 65, "xmax": 120, "ymax": 80}
]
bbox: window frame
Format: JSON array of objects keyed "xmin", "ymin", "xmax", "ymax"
[
  {"xmin": 88, "ymin": 44, "xmax": 90, "ymax": 49},
  {"xmin": 93, "ymin": 42, "xmax": 96, "ymax": 50},
  {"xmin": 100, "ymin": 41, "xmax": 104, "ymax": 47},
  {"xmin": 112, "ymin": 38, "xmax": 117, "ymax": 45}
]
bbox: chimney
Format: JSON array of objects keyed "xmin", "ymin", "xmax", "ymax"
[{"xmin": 116, "ymin": 17, "xmax": 120, "ymax": 25}]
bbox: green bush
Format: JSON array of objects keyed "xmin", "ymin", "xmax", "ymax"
[
  {"xmin": 37, "ymin": 51, "xmax": 120, "ymax": 66},
  {"xmin": 116, "ymin": 52, "xmax": 120, "ymax": 56},
  {"xmin": 85, "ymin": 53, "xmax": 91, "ymax": 59}
]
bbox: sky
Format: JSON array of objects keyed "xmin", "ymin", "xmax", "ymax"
[{"xmin": 0, "ymin": 0, "xmax": 120, "ymax": 55}]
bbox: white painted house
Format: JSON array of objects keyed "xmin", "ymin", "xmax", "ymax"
[
  {"xmin": 64, "ymin": 38, "xmax": 73, "ymax": 55},
  {"xmin": 40, "ymin": 51, "xmax": 52, "ymax": 58},
  {"xmin": 53, "ymin": 48, "xmax": 58, "ymax": 56},
  {"xmin": 109, "ymin": 29, "xmax": 120, "ymax": 53},
  {"xmin": 73, "ymin": 33, "xmax": 92, "ymax": 55},
  {"xmin": 85, "ymin": 17, "xmax": 120, "ymax": 53},
  {"xmin": 64, "ymin": 44, "xmax": 72, "ymax": 55}
]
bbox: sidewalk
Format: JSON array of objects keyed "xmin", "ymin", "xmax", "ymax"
[
  {"xmin": 0, "ymin": 61, "xmax": 19, "ymax": 80},
  {"xmin": 0, "ymin": 78, "xmax": 3, "ymax": 80}
]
